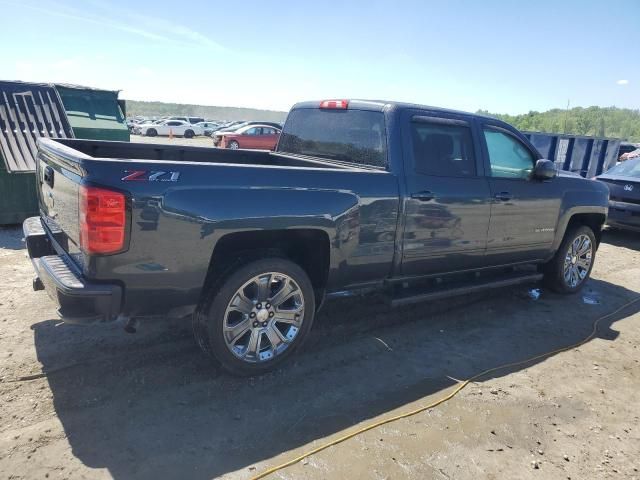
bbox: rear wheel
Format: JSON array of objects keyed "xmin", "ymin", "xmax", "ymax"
[
  {"xmin": 544, "ymin": 225, "xmax": 596, "ymax": 293},
  {"xmin": 194, "ymin": 257, "xmax": 315, "ymax": 376},
  {"xmin": 228, "ymin": 140, "xmax": 240, "ymax": 150},
  {"xmin": 184, "ymin": 129, "xmax": 194, "ymax": 139},
  {"xmin": 146, "ymin": 128, "xmax": 157, "ymax": 137}
]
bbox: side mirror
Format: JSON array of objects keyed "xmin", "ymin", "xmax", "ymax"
[{"xmin": 533, "ymin": 159, "xmax": 557, "ymax": 180}]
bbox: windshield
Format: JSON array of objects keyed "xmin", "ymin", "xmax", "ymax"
[
  {"xmin": 278, "ymin": 108, "xmax": 387, "ymax": 168},
  {"xmin": 604, "ymin": 158, "xmax": 640, "ymax": 178}
]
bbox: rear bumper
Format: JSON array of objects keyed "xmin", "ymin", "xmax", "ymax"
[
  {"xmin": 23, "ymin": 217, "xmax": 122, "ymax": 324},
  {"xmin": 607, "ymin": 201, "xmax": 640, "ymax": 231}
]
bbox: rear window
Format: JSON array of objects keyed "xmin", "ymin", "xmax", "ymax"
[{"xmin": 278, "ymin": 108, "xmax": 387, "ymax": 168}]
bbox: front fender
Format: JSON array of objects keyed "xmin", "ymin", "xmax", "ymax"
[{"xmin": 551, "ymin": 185, "xmax": 609, "ymax": 253}]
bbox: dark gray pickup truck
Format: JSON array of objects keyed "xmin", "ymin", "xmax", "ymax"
[{"xmin": 24, "ymin": 99, "xmax": 609, "ymax": 375}]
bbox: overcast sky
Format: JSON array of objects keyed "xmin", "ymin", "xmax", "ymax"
[{"xmin": 1, "ymin": 0, "xmax": 638, "ymax": 113}]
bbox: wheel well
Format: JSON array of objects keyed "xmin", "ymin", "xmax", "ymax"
[
  {"xmin": 204, "ymin": 229, "xmax": 330, "ymax": 301},
  {"xmin": 566, "ymin": 213, "xmax": 606, "ymax": 245}
]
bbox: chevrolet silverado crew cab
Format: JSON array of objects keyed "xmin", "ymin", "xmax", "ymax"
[{"xmin": 24, "ymin": 99, "xmax": 609, "ymax": 375}]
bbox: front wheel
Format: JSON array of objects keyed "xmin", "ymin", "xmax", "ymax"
[
  {"xmin": 184, "ymin": 129, "xmax": 194, "ymax": 138},
  {"xmin": 544, "ymin": 225, "xmax": 596, "ymax": 293},
  {"xmin": 146, "ymin": 128, "xmax": 157, "ymax": 137},
  {"xmin": 194, "ymin": 258, "xmax": 315, "ymax": 376},
  {"xmin": 228, "ymin": 140, "xmax": 240, "ymax": 150}
]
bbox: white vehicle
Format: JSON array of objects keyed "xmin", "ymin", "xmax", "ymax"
[
  {"xmin": 137, "ymin": 120, "xmax": 204, "ymax": 138},
  {"xmin": 167, "ymin": 116, "xmax": 205, "ymax": 125},
  {"xmin": 195, "ymin": 121, "xmax": 221, "ymax": 136}
]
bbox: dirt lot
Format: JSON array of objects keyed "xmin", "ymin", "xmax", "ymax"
[
  {"xmin": 0, "ymin": 226, "xmax": 639, "ymax": 480},
  {"xmin": 131, "ymin": 133, "xmax": 215, "ymax": 148}
]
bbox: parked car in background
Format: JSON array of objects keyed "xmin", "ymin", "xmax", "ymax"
[
  {"xmin": 210, "ymin": 121, "xmax": 246, "ymax": 136},
  {"xmin": 195, "ymin": 121, "xmax": 221, "ymax": 136},
  {"xmin": 136, "ymin": 120, "xmax": 203, "ymax": 138},
  {"xmin": 618, "ymin": 142, "xmax": 640, "ymax": 161},
  {"xmin": 217, "ymin": 124, "xmax": 281, "ymax": 150},
  {"xmin": 211, "ymin": 121, "xmax": 283, "ymax": 146},
  {"xmin": 596, "ymin": 157, "xmax": 640, "ymax": 231},
  {"xmin": 126, "ymin": 117, "xmax": 148, "ymax": 133},
  {"xmin": 168, "ymin": 116, "xmax": 205, "ymax": 125}
]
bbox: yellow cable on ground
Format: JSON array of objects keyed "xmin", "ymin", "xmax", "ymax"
[{"xmin": 251, "ymin": 296, "xmax": 640, "ymax": 480}]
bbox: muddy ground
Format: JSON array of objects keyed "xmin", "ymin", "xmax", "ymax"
[{"xmin": 0, "ymin": 225, "xmax": 639, "ymax": 480}]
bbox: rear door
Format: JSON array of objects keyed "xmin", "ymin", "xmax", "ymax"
[
  {"xmin": 480, "ymin": 121, "xmax": 563, "ymax": 264},
  {"xmin": 258, "ymin": 127, "xmax": 278, "ymax": 149},
  {"xmin": 401, "ymin": 111, "xmax": 491, "ymax": 275}
]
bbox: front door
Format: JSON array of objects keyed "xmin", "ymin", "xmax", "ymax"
[
  {"xmin": 242, "ymin": 126, "xmax": 261, "ymax": 148},
  {"xmin": 401, "ymin": 113, "xmax": 491, "ymax": 275},
  {"xmin": 480, "ymin": 123, "xmax": 563, "ymax": 264}
]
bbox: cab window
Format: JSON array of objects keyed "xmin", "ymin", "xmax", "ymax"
[
  {"xmin": 411, "ymin": 120, "xmax": 476, "ymax": 177},
  {"xmin": 483, "ymin": 128, "xmax": 535, "ymax": 179}
]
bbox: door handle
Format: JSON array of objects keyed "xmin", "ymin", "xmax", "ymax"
[
  {"xmin": 43, "ymin": 166, "xmax": 54, "ymax": 188},
  {"xmin": 411, "ymin": 191, "xmax": 435, "ymax": 201},
  {"xmin": 494, "ymin": 192, "xmax": 512, "ymax": 202}
]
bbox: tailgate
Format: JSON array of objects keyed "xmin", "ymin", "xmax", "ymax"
[{"xmin": 36, "ymin": 139, "xmax": 86, "ymax": 258}]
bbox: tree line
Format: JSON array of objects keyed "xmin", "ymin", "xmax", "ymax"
[
  {"xmin": 478, "ymin": 106, "xmax": 640, "ymax": 142},
  {"xmin": 125, "ymin": 100, "xmax": 287, "ymax": 123}
]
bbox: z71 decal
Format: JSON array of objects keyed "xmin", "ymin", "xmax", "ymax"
[{"xmin": 122, "ymin": 170, "xmax": 180, "ymax": 182}]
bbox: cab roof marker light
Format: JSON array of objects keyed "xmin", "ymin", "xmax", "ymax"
[{"xmin": 319, "ymin": 99, "xmax": 349, "ymax": 109}]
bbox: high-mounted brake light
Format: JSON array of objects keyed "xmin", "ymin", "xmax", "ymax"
[
  {"xmin": 79, "ymin": 186, "xmax": 126, "ymax": 255},
  {"xmin": 319, "ymin": 99, "xmax": 349, "ymax": 109}
]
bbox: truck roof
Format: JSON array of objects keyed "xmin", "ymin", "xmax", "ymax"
[{"xmin": 291, "ymin": 99, "xmax": 496, "ymax": 120}]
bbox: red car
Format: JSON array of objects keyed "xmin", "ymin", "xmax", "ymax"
[{"xmin": 219, "ymin": 124, "xmax": 281, "ymax": 150}]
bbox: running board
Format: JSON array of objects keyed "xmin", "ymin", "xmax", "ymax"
[{"xmin": 390, "ymin": 272, "xmax": 543, "ymax": 308}]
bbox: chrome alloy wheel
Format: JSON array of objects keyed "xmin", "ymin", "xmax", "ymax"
[
  {"xmin": 563, "ymin": 234, "xmax": 593, "ymax": 288},
  {"xmin": 223, "ymin": 272, "xmax": 305, "ymax": 363}
]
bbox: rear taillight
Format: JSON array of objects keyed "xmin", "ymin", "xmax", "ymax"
[
  {"xmin": 319, "ymin": 99, "xmax": 349, "ymax": 109},
  {"xmin": 79, "ymin": 186, "xmax": 126, "ymax": 254}
]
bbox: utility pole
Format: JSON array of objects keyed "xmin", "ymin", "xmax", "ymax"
[{"xmin": 563, "ymin": 99, "xmax": 570, "ymax": 134}]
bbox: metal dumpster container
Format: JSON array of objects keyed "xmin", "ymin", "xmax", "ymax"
[
  {"xmin": 0, "ymin": 81, "xmax": 128, "ymax": 225},
  {"xmin": 56, "ymin": 85, "xmax": 129, "ymax": 141},
  {"xmin": 524, "ymin": 132, "xmax": 621, "ymax": 178}
]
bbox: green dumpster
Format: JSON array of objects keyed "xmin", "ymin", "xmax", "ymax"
[
  {"xmin": 0, "ymin": 81, "xmax": 129, "ymax": 225},
  {"xmin": 56, "ymin": 85, "xmax": 129, "ymax": 142},
  {"xmin": 0, "ymin": 162, "xmax": 38, "ymax": 225}
]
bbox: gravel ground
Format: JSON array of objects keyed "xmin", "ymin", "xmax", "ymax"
[
  {"xmin": 0, "ymin": 225, "xmax": 639, "ymax": 480},
  {"xmin": 130, "ymin": 133, "xmax": 215, "ymax": 148}
]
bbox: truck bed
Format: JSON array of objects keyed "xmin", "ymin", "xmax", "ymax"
[{"xmin": 52, "ymin": 139, "xmax": 361, "ymax": 170}]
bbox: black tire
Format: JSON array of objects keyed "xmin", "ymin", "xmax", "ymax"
[
  {"xmin": 194, "ymin": 257, "xmax": 315, "ymax": 376},
  {"xmin": 543, "ymin": 225, "xmax": 596, "ymax": 294},
  {"xmin": 184, "ymin": 129, "xmax": 194, "ymax": 139},
  {"xmin": 228, "ymin": 140, "xmax": 240, "ymax": 150},
  {"xmin": 146, "ymin": 128, "xmax": 157, "ymax": 137}
]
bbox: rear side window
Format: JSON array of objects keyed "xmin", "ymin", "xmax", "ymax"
[
  {"xmin": 411, "ymin": 120, "xmax": 476, "ymax": 177},
  {"xmin": 278, "ymin": 108, "xmax": 387, "ymax": 168}
]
